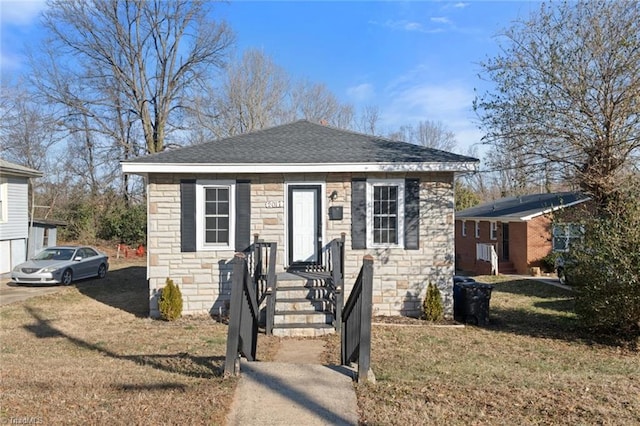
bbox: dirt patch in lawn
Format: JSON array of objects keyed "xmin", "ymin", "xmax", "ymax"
[{"xmin": 0, "ymin": 258, "xmax": 279, "ymax": 425}]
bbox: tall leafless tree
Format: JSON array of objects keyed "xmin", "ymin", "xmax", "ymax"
[
  {"xmin": 0, "ymin": 86, "xmax": 61, "ymax": 173},
  {"xmin": 289, "ymin": 80, "xmax": 355, "ymax": 128},
  {"xmin": 475, "ymin": 0, "xmax": 640, "ymax": 207},
  {"xmin": 388, "ymin": 120, "xmax": 458, "ymax": 152},
  {"xmin": 34, "ymin": 0, "xmax": 234, "ymax": 155},
  {"xmin": 357, "ymin": 105, "xmax": 380, "ymax": 135},
  {"xmin": 192, "ymin": 49, "xmax": 291, "ymax": 139}
]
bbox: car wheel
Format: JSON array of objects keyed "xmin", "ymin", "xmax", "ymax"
[
  {"xmin": 98, "ymin": 264, "xmax": 107, "ymax": 279},
  {"xmin": 61, "ymin": 269, "xmax": 73, "ymax": 286}
]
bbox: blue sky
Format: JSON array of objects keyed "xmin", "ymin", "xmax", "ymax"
[{"xmin": 0, "ymin": 0, "xmax": 540, "ymax": 154}]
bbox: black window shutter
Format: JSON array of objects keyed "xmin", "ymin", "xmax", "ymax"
[
  {"xmin": 180, "ymin": 180, "xmax": 197, "ymax": 252},
  {"xmin": 351, "ymin": 179, "xmax": 367, "ymax": 249},
  {"xmin": 405, "ymin": 178, "xmax": 420, "ymax": 250},
  {"xmin": 235, "ymin": 180, "xmax": 251, "ymax": 252}
]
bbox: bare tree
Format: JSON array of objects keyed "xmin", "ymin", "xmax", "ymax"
[
  {"xmin": 475, "ymin": 0, "xmax": 640, "ymax": 207},
  {"xmin": 0, "ymin": 86, "xmax": 61, "ymax": 173},
  {"xmin": 195, "ymin": 49, "xmax": 291, "ymax": 139},
  {"xmin": 388, "ymin": 120, "xmax": 458, "ymax": 152},
  {"xmin": 414, "ymin": 120, "xmax": 457, "ymax": 152},
  {"xmin": 357, "ymin": 105, "xmax": 380, "ymax": 135},
  {"xmin": 0, "ymin": 83, "xmax": 71, "ymax": 218},
  {"xmin": 289, "ymin": 80, "xmax": 355, "ymax": 127},
  {"xmin": 35, "ymin": 0, "xmax": 234, "ymax": 154}
]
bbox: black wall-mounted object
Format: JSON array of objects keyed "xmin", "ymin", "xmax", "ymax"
[{"xmin": 328, "ymin": 206, "xmax": 343, "ymax": 220}]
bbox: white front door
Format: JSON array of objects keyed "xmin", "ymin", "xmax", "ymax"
[{"xmin": 288, "ymin": 186, "xmax": 321, "ymax": 265}]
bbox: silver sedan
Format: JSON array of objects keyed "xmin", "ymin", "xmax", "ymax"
[{"xmin": 11, "ymin": 246, "xmax": 109, "ymax": 285}]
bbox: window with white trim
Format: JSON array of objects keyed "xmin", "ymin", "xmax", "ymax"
[
  {"xmin": 366, "ymin": 179, "xmax": 405, "ymax": 248},
  {"xmin": 490, "ymin": 221, "xmax": 498, "ymax": 240},
  {"xmin": 475, "ymin": 221, "xmax": 480, "ymax": 238},
  {"xmin": 196, "ymin": 180, "xmax": 235, "ymax": 251},
  {"xmin": 552, "ymin": 223, "xmax": 582, "ymax": 252},
  {"xmin": 461, "ymin": 220, "xmax": 467, "ymax": 237}
]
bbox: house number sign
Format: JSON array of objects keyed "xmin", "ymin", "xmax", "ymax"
[{"xmin": 265, "ymin": 200, "xmax": 284, "ymax": 208}]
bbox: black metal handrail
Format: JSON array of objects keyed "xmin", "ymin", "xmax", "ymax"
[
  {"xmin": 246, "ymin": 235, "xmax": 278, "ymax": 334},
  {"xmin": 224, "ymin": 252, "xmax": 260, "ymax": 376},
  {"xmin": 341, "ymin": 255, "xmax": 374, "ymax": 383},
  {"xmin": 327, "ymin": 233, "xmax": 346, "ymax": 331}
]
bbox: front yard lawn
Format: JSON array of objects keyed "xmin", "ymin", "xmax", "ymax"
[
  {"xmin": 2, "ymin": 266, "xmax": 638, "ymax": 425},
  {"xmin": 0, "ymin": 259, "xmax": 243, "ymax": 425},
  {"xmin": 325, "ymin": 277, "xmax": 640, "ymax": 425}
]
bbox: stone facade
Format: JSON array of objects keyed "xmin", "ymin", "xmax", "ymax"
[{"xmin": 147, "ymin": 172, "xmax": 456, "ymax": 318}]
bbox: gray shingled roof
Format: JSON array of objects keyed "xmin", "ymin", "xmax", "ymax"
[
  {"xmin": 456, "ymin": 192, "xmax": 590, "ymax": 221},
  {"xmin": 125, "ymin": 120, "xmax": 478, "ymax": 164}
]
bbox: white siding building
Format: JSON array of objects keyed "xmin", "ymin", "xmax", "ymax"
[{"xmin": 0, "ymin": 159, "xmax": 43, "ymax": 275}]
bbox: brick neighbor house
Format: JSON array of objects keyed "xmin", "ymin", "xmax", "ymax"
[
  {"xmin": 455, "ymin": 192, "xmax": 590, "ymax": 275},
  {"xmin": 122, "ymin": 120, "xmax": 478, "ymax": 322}
]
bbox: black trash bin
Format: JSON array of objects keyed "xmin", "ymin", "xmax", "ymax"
[
  {"xmin": 452, "ymin": 276, "xmax": 476, "ymax": 323},
  {"xmin": 460, "ymin": 282, "xmax": 493, "ymax": 325}
]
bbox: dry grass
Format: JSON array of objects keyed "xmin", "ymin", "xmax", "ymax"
[
  {"xmin": 3, "ymin": 264, "xmax": 639, "ymax": 425},
  {"xmin": 0, "ymin": 257, "xmax": 272, "ymax": 425},
  {"xmin": 325, "ymin": 277, "xmax": 640, "ymax": 425}
]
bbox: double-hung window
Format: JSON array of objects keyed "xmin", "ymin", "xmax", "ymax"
[
  {"xmin": 552, "ymin": 223, "xmax": 582, "ymax": 252},
  {"xmin": 196, "ymin": 180, "xmax": 235, "ymax": 251},
  {"xmin": 490, "ymin": 222, "xmax": 498, "ymax": 240},
  {"xmin": 367, "ymin": 179, "xmax": 405, "ymax": 248}
]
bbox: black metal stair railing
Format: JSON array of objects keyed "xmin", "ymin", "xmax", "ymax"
[
  {"xmin": 245, "ymin": 235, "xmax": 278, "ymax": 334},
  {"xmin": 341, "ymin": 255, "xmax": 374, "ymax": 383},
  {"xmin": 224, "ymin": 252, "xmax": 260, "ymax": 376},
  {"xmin": 327, "ymin": 234, "xmax": 346, "ymax": 331}
]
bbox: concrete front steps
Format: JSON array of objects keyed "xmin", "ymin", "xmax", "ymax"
[{"xmin": 272, "ymin": 272, "xmax": 335, "ymax": 337}]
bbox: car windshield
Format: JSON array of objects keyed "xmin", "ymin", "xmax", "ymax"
[{"xmin": 33, "ymin": 248, "xmax": 76, "ymax": 261}]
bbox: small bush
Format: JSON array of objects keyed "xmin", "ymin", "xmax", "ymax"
[
  {"xmin": 540, "ymin": 251, "xmax": 561, "ymax": 273},
  {"xmin": 158, "ymin": 278, "xmax": 183, "ymax": 321},
  {"xmin": 423, "ymin": 283, "xmax": 444, "ymax": 322}
]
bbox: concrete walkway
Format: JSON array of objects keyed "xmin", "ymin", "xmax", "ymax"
[
  {"xmin": 226, "ymin": 339, "xmax": 359, "ymax": 426},
  {"xmin": 515, "ymin": 275, "xmax": 573, "ymax": 291}
]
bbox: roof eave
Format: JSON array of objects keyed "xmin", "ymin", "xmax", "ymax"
[
  {"xmin": 455, "ymin": 215, "xmax": 527, "ymax": 222},
  {"xmin": 457, "ymin": 197, "xmax": 591, "ymax": 222},
  {"xmin": 121, "ymin": 161, "xmax": 479, "ymax": 175},
  {"xmin": 0, "ymin": 167, "xmax": 43, "ymax": 178},
  {"xmin": 519, "ymin": 197, "xmax": 591, "ymax": 221}
]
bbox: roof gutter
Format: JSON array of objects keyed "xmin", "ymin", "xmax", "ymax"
[
  {"xmin": 121, "ymin": 161, "xmax": 479, "ymax": 175},
  {"xmin": 456, "ymin": 197, "xmax": 591, "ymax": 222}
]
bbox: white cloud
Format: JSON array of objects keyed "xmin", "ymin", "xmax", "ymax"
[
  {"xmin": 1, "ymin": 0, "xmax": 47, "ymax": 25},
  {"xmin": 0, "ymin": 52, "xmax": 23, "ymax": 71},
  {"xmin": 453, "ymin": 2, "xmax": 470, "ymax": 9},
  {"xmin": 346, "ymin": 83, "xmax": 375, "ymax": 103},
  {"xmin": 431, "ymin": 17, "xmax": 452, "ymax": 25},
  {"xmin": 380, "ymin": 72, "xmax": 483, "ymax": 152},
  {"xmin": 369, "ymin": 19, "xmax": 444, "ymax": 34}
]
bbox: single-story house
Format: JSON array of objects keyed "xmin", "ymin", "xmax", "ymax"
[
  {"xmin": 0, "ymin": 159, "xmax": 43, "ymax": 275},
  {"xmin": 122, "ymin": 120, "xmax": 478, "ymax": 319},
  {"xmin": 455, "ymin": 192, "xmax": 590, "ymax": 275}
]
